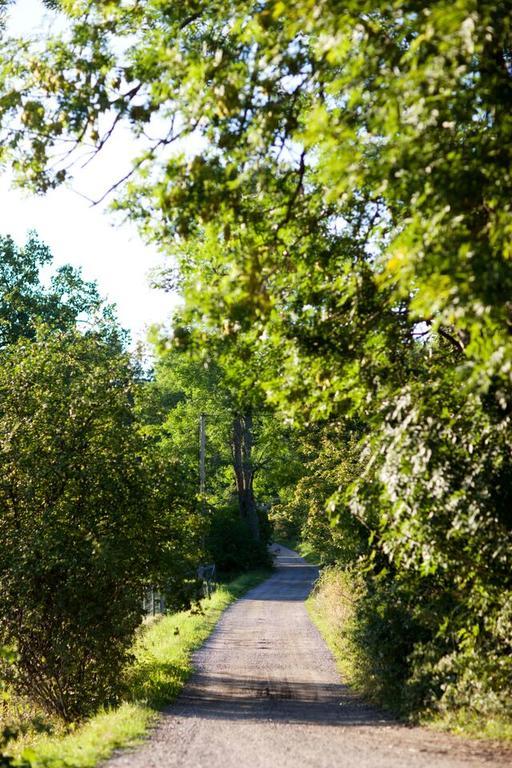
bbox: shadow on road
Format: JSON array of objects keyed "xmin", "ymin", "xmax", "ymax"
[{"xmin": 171, "ymin": 672, "xmax": 394, "ymax": 727}]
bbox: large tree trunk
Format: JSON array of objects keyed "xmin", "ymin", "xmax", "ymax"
[{"xmin": 232, "ymin": 410, "xmax": 260, "ymax": 542}]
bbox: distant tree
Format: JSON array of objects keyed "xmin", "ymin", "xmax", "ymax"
[
  {"xmin": 0, "ymin": 232, "xmax": 116, "ymax": 348},
  {"xmin": 139, "ymin": 339, "xmax": 299, "ymax": 565}
]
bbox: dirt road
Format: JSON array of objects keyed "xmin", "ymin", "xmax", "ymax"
[{"xmin": 106, "ymin": 546, "xmax": 511, "ymax": 768}]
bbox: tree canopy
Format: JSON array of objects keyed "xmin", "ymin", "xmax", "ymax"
[{"xmin": 0, "ymin": 2, "xmax": 510, "ymax": 410}]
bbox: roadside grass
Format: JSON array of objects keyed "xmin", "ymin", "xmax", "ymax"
[
  {"xmin": 307, "ymin": 567, "xmax": 512, "ymax": 743},
  {"xmin": 273, "ymin": 537, "xmax": 320, "ymax": 565},
  {"xmin": 306, "ymin": 567, "xmax": 356, "ymax": 688},
  {"xmin": 7, "ymin": 568, "xmax": 271, "ymax": 768},
  {"xmin": 424, "ymin": 711, "xmax": 512, "ymax": 742}
]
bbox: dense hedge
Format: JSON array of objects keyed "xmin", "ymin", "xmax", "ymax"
[{"xmin": 0, "ymin": 333, "xmax": 153, "ymax": 721}]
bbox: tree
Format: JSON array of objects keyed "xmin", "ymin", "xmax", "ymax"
[
  {"xmin": 231, "ymin": 409, "xmax": 260, "ymax": 540},
  {"xmin": 0, "ymin": 234, "xmax": 198, "ymax": 720},
  {"xmin": 139, "ymin": 339, "xmax": 297, "ymax": 566},
  {"xmin": 3, "ymin": 2, "xmax": 510, "ymax": 412},
  {"xmin": 0, "ymin": 232, "xmax": 116, "ymax": 349},
  {"xmin": 271, "ymin": 421, "xmax": 367, "ymax": 565},
  {"xmin": 135, "ymin": 362, "xmax": 208, "ymax": 608}
]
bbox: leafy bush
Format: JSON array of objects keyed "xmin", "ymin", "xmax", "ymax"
[
  {"xmin": 207, "ymin": 505, "xmax": 272, "ymax": 574},
  {"xmin": 0, "ymin": 332, "xmax": 154, "ymax": 722},
  {"xmin": 351, "ymin": 376, "xmax": 512, "ymax": 719},
  {"xmin": 311, "ymin": 560, "xmax": 512, "ymax": 722}
]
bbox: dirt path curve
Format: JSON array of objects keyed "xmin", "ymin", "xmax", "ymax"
[{"xmin": 106, "ymin": 546, "xmax": 511, "ymax": 768}]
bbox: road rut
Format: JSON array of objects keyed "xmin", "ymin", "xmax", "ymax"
[{"xmin": 106, "ymin": 546, "xmax": 511, "ymax": 768}]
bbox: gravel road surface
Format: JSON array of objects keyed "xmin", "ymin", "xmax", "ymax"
[{"xmin": 106, "ymin": 546, "xmax": 511, "ymax": 768}]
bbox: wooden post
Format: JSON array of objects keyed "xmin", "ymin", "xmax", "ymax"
[{"xmin": 199, "ymin": 412, "xmax": 206, "ymax": 511}]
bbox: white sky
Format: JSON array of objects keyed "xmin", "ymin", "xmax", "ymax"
[
  {"xmin": 0, "ymin": 0, "xmax": 180, "ymax": 343},
  {"xmin": 0, "ymin": 178, "xmax": 180, "ymax": 343}
]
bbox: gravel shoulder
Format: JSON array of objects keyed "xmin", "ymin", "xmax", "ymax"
[{"xmin": 105, "ymin": 546, "xmax": 512, "ymax": 768}]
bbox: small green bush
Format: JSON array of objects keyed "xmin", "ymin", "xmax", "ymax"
[
  {"xmin": 207, "ymin": 506, "xmax": 272, "ymax": 573},
  {"xmin": 3, "ymin": 569, "xmax": 272, "ymax": 768},
  {"xmin": 348, "ymin": 574, "xmax": 430, "ymax": 712},
  {"xmin": 310, "ymin": 567, "xmax": 435, "ymax": 714}
]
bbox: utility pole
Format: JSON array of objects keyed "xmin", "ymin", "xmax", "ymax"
[{"xmin": 199, "ymin": 412, "xmax": 206, "ymax": 512}]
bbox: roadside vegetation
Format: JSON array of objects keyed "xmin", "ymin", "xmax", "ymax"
[
  {"xmin": 0, "ymin": 0, "xmax": 510, "ymax": 749},
  {"xmin": 5, "ymin": 571, "xmax": 270, "ymax": 768},
  {"xmin": 273, "ymin": 539, "xmax": 320, "ymax": 566},
  {"xmin": 308, "ymin": 568, "xmax": 512, "ymax": 741}
]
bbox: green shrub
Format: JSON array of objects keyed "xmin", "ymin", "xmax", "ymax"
[
  {"xmin": 0, "ymin": 333, "xmax": 154, "ymax": 722},
  {"xmin": 311, "ymin": 565, "xmax": 512, "ymax": 723},
  {"xmin": 310, "ymin": 566, "xmax": 441, "ymax": 714},
  {"xmin": 349, "ymin": 574, "xmax": 431, "ymax": 713},
  {"xmin": 406, "ymin": 588, "xmax": 512, "ymax": 721},
  {"xmin": 207, "ymin": 506, "xmax": 272, "ymax": 573}
]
